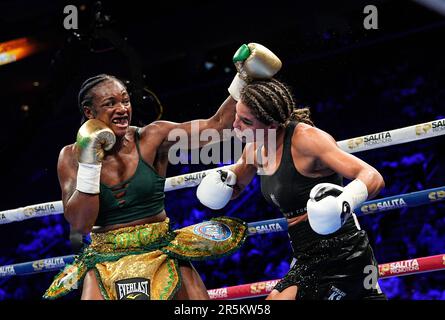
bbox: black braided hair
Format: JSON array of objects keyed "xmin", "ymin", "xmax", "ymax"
[
  {"xmin": 78, "ymin": 74, "xmax": 126, "ymax": 123},
  {"xmin": 240, "ymin": 78, "xmax": 314, "ymax": 127}
]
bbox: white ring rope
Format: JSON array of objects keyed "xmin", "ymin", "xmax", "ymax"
[{"xmin": 1, "ymin": 118, "xmax": 444, "ymax": 224}]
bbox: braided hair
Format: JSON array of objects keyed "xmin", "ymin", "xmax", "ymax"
[
  {"xmin": 78, "ymin": 74, "xmax": 126, "ymax": 123},
  {"xmin": 240, "ymin": 78, "xmax": 314, "ymax": 127}
]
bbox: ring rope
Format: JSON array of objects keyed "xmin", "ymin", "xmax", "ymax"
[
  {"xmin": 1, "ymin": 250, "xmax": 443, "ymax": 299},
  {"xmin": 165, "ymin": 118, "xmax": 445, "ymax": 191},
  {"xmin": 207, "ymin": 253, "xmax": 445, "ymax": 300},
  {"xmin": 246, "ymin": 186, "xmax": 445, "ymax": 235},
  {"xmin": 1, "ymin": 118, "xmax": 443, "ymax": 224},
  {"xmin": 1, "ymin": 118, "xmax": 443, "ymax": 298},
  {"xmin": 1, "ymin": 195, "xmax": 444, "ymax": 278},
  {"xmin": 0, "ymin": 216, "xmax": 294, "ymax": 277},
  {"xmin": 1, "ymin": 185, "xmax": 443, "ymax": 225}
]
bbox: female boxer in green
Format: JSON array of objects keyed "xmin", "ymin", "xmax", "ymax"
[{"xmin": 45, "ymin": 43, "xmax": 282, "ymax": 300}]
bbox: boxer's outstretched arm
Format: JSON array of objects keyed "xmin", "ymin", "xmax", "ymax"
[{"xmin": 143, "ymin": 95, "xmax": 237, "ymax": 153}]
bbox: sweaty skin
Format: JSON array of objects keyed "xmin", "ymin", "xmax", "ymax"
[
  {"xmin": 230, "ymin": 100, "xmax": 384, "ymax": 299},
  {"xmin": 58, "ymin": 79, "xmax": 237, "ymax": 299}
]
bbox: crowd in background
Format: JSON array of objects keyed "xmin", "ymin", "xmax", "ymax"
[{"xmin": 1, "ymin": 6, "xmax": 444, "ymax": 299}]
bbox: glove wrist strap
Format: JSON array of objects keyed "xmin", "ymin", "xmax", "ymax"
[
  {"xmin": 340, "ymin": 179, "xmax": 368, "ymax": 210},
  {"xmin": 76, "ymin": 163, "xmax": 102, "ymax": 194},
  {"xmin": 228, "ymin": 73, "xmax": 247, "ymax": 101}
]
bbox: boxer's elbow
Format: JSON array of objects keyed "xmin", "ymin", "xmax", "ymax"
[
  {"xmin": 72, "ymin": 224, "xmax": 92, "ymax": 235},
  {"xmin": 66, "ymin": 214, "xmax": 92, "ymax": 235},
  {"xmin": 368, "ymin": 169, "xmax": 385, "ymax": 198},
  {"xmin": 64, "ymin": 207, "xmax": 94, "ymax": 235},
  {"xmin": 372, "ymin": 168, "xmax": 385, "ymax": 192},
  {"xmin": 377, "ymin": 172, "xmax": 385, "ymax": 192},
  {"xmin": 231, "ymin": 183, "xmax": 245, "ymax": 200}
]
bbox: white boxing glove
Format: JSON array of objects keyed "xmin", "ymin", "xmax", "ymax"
[
  {"xmin": 197, "ymin": 170, "xmax": 237, "ymax": 210},
  {"xmin": 307, "ymin": 179, "xmax": 368, "ymax": 235}
]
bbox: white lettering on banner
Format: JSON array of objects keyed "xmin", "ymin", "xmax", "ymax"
[
  {"xmin": 0, "ymin": 265, "xmax": 15, "ymax": 276},
  {"xmin": 361, "ymin": 198, "xmax": 407, "ymax": 213},
  {"xmin": 389, "ymin": 259, "xmax": 419, "ymax": 274},
  {"xmin": 265, "ymin": 280, "xmax": 280, "ymax": 292},
  {"xmin": 32, "ymin": 257, "xmax": 65, "ymax": 271},
  {"xmin": 208, "ymin": 288, "xmax": 228, "ymax": 299},
  {"xmin": 249, "ymin": 223, "xmax": 283, "ymax": 234}
]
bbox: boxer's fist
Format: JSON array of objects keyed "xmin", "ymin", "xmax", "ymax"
[
  {"xmin": 228, "ymin": 43, "xmax": 282, "ymax": 101},
  {"xmin": 234, "ymin": 43, "xmax": 282, "ymax": 81},
  {"xmin": 76, "ymin": 119, "xmax": 116, "ymax": 164},
  {"xmin": 75, "ymin": 119, "xmax": 115, "ymax": 194},
  {"xmin": 307, "ymin": 183, "xmax": 351, "ymax": 235},
  {"xmin": 197, "ymin": 170, "xmax": 237, "ymax": 210},
  {"xmin": 307, "ymin": 179, "xmax": 368, "ymax": 235}
]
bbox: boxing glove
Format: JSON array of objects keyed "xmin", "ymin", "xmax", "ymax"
[
  {"xmin": 197, "ymin": 170, "xmax": 237, "ymax": 210},
  {"xmin": 307, "ymin": 179, "xmax": 368, "ymax": 235},
  {"xmin": 228, "ymin": 43, "xmax": 282, "ymax": 101},
  {"xmin": 75, "ymin": 119, "xmax": 116, "ymax": 194}
]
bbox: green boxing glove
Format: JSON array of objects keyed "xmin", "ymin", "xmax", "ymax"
[
  {"xmin": 228, "ymin": 43, "xmax": 282, "ymax": 101},
  {"xmin": 75, "ymin": 119, "xmax": 116, "ymax": 194}
]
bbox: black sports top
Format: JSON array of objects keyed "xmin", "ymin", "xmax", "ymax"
[{"xmin": 260, "ymin": 122, "xmax": 358, "ymax": 251}]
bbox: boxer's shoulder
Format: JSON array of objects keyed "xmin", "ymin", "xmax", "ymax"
[{"xmin": 59, "ymin": 144, "xmax": 76, "ymax": 162}]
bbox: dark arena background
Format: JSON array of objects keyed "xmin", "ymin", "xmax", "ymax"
[{"xmin": 0, "ymin": 0, "xmax": 444, "ymax": 301}]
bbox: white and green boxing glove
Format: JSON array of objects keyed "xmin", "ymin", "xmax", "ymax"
[
  {"xmin": 75, "ymin": 119, "xmax": 116, "ymax": 194},
  {"xmin": 228, "ymin": 43, "xmax": 282, "ymax": 101}
]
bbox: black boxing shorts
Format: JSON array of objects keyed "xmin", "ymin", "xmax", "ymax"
[{"xmin": 274, "ymin": 230, "xmax": 387, "ymax": 300}]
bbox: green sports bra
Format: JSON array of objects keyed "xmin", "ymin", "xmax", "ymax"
[{"xmin": 95, "ymin": 127, "xmax": 166, "ymax": 226}]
